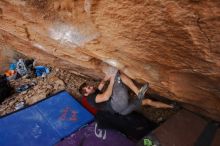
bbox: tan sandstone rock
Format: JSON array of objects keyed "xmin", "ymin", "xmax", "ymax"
[{"xmin": 0, "ymin": 0, "xmax": 219, "ymax": 120}]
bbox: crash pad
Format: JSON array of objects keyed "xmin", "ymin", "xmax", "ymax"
[
  {"xmin": 0, "ymin": 91, "xmax": 94, "ymax": 146},
  {"xmin": 55, "ymin": 122, "xmax": 135, "ymax": 146}
]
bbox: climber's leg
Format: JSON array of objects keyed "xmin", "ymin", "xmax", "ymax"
[
  {"xmin": 120, "ymin": 98, "xmax": 141, "ymax": 115},
  {"xmin": 142, "ymin": 98, "xmax": 173, "ymax": 108},
  {"xmin": 120, "ymin": 72, "xmax": 149, "ymax": 99}
]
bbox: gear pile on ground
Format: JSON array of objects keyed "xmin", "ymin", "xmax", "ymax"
[{"xmin": 0, "ymin": 65, "xmax": 92, "ymax": 116}]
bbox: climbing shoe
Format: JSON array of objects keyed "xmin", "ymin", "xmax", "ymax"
[{"xmin": 138, "ymin": 83, "xmax": 149, "ymax": 100}]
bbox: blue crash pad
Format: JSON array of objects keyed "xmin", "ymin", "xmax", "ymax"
[{"xmin": 0, "ymin": 91, "xmax": 94, "ymax": 146}]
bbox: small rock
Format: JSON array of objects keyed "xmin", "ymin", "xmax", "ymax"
[
  {"xmin": 55, "ymin": 68, "xmax": 59, "ymax": 72},
  {"xmin": 157, "ymin": 117, "xmax": 163, "ymax": 123}
]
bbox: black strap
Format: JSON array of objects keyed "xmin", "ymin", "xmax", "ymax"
[{"xmin": 194, "ymin": 121, "xmax": 219, "ymax": 146}]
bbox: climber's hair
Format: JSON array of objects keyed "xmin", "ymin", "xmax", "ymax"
[{"xmin": 79, "ymin": 82, "xmax": 88, "ymax": 96}]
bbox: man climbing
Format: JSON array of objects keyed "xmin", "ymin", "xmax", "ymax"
[{"xmin": 79, "ymin": 70, "xmax": 173, "ymax": 115}]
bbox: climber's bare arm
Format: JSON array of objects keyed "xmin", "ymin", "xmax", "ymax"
[
  {"xmin": 97, "ymin": 75, "xmax": 110, "ymax": 91},
  {"xmin": 96, "ymin": 76, "xmax": 115, "ymax": 103}
]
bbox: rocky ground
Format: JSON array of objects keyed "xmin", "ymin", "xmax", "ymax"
[{"xmin": 0, "ymin": 65, "xmax": 179, "ymax": 123}]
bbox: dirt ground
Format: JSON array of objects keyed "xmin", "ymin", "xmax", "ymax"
[{"xmin": 0, "ymin": 65, "xmax": 178, "ymax": 123}]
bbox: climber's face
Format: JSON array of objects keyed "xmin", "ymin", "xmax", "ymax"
[{"xmin": 83, "ymin": 85, "xmax": 95, "ymax": 96}]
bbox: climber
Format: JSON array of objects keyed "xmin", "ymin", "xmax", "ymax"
[{"xmin": 79, "ymin": 70, "xmax": 173, "ymax": 116}]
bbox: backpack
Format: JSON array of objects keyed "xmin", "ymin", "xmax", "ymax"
[
  {"xmin": 16, "ymin": 59, "xmax": 28, "ymax": 76},
  {"xmin": 0, "ymin": 75, "xmax": 13, "ymax": 103}
]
